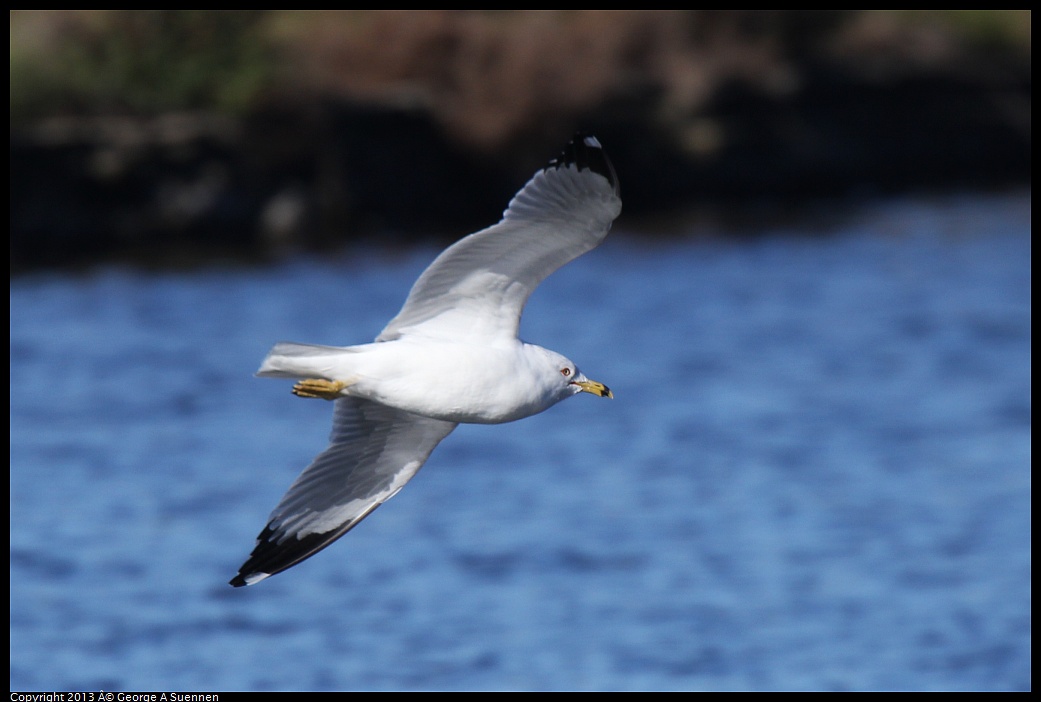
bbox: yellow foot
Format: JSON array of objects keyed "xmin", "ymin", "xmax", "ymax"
[{"xmin": 292, "ymin": 378, "xmax": 349, "ymax": 400}]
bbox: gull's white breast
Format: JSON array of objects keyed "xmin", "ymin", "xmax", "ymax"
[{"xmin": 343, "ymin": 339, "xmax": 562, "ymax": 424}]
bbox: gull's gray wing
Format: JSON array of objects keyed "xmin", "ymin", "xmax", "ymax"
[
  {"xmin": 377, "ymin": 134, "xmax": 622, "ymax": 344},
  {"xmin": 230, "ymin": 398, "xmax": 456, "ymax": 586}
]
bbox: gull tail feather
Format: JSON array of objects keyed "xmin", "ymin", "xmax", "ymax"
[{"xmin": 256, "ymin": 341, "xmax": 353, "ymax": 379}]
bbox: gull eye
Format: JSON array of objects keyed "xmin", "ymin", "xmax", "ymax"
[{"xmin": 560, "ymin": 367, "xmax": 572, "ymax": 377}]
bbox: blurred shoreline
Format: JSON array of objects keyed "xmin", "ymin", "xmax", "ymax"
[{"xmin": 9, "ymin": 11, "xmax": 1031, "ymax": 274}]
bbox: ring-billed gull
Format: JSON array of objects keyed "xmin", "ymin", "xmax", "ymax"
[{"xmin": 230, "ymin": 134, "xmax": 622, "ymax": 587}]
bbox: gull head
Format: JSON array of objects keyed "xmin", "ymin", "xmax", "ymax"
[{"xmin": 531, "ymin": 346, "xmax": 613, "ymax": 404}]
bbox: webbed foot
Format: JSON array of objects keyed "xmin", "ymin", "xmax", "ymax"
[{"xmin": 291, "ymin": 378, "xmax": 349, "ymax": 400}]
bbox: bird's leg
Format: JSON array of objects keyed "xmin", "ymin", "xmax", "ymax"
[{"xmin": 291, "ymin": 378, "xmax": 351, "ymax": 400}]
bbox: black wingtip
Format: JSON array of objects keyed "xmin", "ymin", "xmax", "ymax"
[
  {"xmin": 229, "ymin": 516, "xmax": 365, "ymax": 587},
  {"xmin": 547, "ymin": 133, "xmax": 619, "ymax": 195},
  {"xmin": 229, "ymin": 523, "xmax": 288, "ymax": 588}
]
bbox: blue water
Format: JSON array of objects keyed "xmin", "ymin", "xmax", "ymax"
[{"xmin": 10, "ymin": 193, "xmax": 1031, "ymax": 691}]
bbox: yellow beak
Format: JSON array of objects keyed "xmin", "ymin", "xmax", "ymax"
[{"xmin": 572, "ymin": 379, "xmax": 613, "ymax": 399}]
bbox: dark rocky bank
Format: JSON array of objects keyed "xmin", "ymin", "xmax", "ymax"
[{"xmin": 9, "ymin": 12, "xmax": 1031, "ymax": 273}]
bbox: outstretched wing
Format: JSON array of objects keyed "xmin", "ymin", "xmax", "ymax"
[
  {"xmin": 377, "ymin": 134, "xmax": 622, "ymax": 344},
  {"xmin": 230, "ymin": 398, "xmax": 456, "ymax": 586}
]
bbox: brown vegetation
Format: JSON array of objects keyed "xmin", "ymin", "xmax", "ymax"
[{"xmin": 9, "ymin": 11, "xmax": 1032, "ymax": 271}]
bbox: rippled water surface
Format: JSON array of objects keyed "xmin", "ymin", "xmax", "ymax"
[{"xmin": 10, "ymin": 193, "xmax": 1031, "ymax": 691}]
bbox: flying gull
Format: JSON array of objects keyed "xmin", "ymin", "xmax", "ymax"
[{"xmin": 231, "ymin": 134, "xmax": 622, "ymax": 587}]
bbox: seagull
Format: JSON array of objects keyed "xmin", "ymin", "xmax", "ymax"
[{"xmin": 230, "ymin": 134, "xmax": 622, "ymax": 587}]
